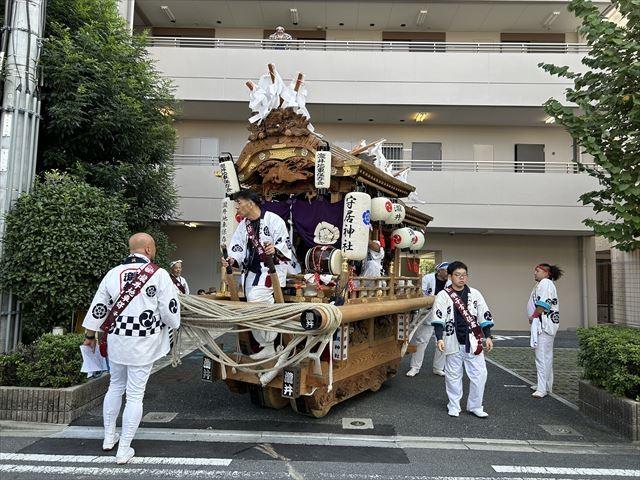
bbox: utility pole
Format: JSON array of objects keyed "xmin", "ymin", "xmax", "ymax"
[{"xmin": 0, "ymin": 0, "xmax": 46, "ymax": 351}]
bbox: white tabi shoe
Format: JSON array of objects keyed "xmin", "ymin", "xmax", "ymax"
[
  {"xmin": 102, "ymin": 432, "xmax": 120, "ymax": 451},
  {"xmin": 115, "ymin": 446, "xmax": 135, "ymax": 464},
  {"xmin": 433, "ymin": 369, "xmax": 445, "ymax": 377},
  {"xmin": 532, "ymin": 390, "xmax": 547, "ymax": 398},
  {"xmin": 406, "ymin": 368, "xmax": 420, "ymax": 377},
  {"xmin": 250, "ymin": 344, "xmax": 276, "ymax": 360},
  {"xmin": 447, "ymin": 409, "xmax": 460, "ymax": 417},
  {"xmin": 468, "ymin": 408, "xmax": 489, "ymax": 418},
  {"xmin": 530, "ymin": 384, "xmax": 538, "ymax": 391}
]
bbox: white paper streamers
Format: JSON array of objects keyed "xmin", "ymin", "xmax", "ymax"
[
  {"xmin": 220, "ymin": 197, "xmax": 240, "ymax": 249},
  {"xmin": 392, "ymin": 227, "xmax": 415, "ymax": 249},
  {"xmin": 410, "ymin": 230, "xmax": 425, "ymax": 251},
  {"xmin": 371, "ymin": 197, "xmax": 394, "ymax": 222},
  {"xmin": 387, "ymin": 203, "xmax": 406, "ymax": 225},
  {"xmin": 220, "ymin": 161, "xmax": 240, "ymax": 196},
  {"xmin": 341, "ymin": 192, "xmax": 371, "ymax": 261},
  {"xmin": 315, "ymin": 150, "xmax": 332, "ymax": 189}
]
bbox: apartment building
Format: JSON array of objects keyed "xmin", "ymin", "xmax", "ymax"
[{"xmin": 119, "ymin": 0, "xmax": 615, "ymax": 330}]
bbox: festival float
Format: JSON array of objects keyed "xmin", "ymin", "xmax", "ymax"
[{"xmin": 176, "ymin": 64, "xmax": 434, "ymax": 417}]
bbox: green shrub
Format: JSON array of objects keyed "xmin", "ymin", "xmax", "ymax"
[
  {"xmin": 0, "ymin": 352, "xmax": 22, "ymax": 386},
  {"xmin": 0, "ymin": 172, "xmax": 129, "ymax": 342},
  {"xmin": 9, "ymin": 334, "xmax": 86, "ymax": 388},
  {"xmin": 577, "ymin": 325, "xmax": 640, "ymax": 401}
]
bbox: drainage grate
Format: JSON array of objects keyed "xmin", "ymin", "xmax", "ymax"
[
  {"xmin": 342, "ymin": 418, "xmax": 374, "ymax": 430},
  {"xmin": 142, "ymin": 412, "xmax": 178, "ymax": 423},
  {"xmin": 539, "ymin": 424, "xmax": 582, "ymax": 436}
]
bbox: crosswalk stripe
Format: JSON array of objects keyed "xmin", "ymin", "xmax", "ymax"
[
  {"xmin": 0, "ymin": 453, "xmax": 232, "ymax": 466},
  {"xmin": 493, "ymin": 465, "xmax": 640, "ymax": 477}
]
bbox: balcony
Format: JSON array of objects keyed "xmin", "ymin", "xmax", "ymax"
[
  {"xmin": 147, "ymin": 38, "xmax": 588, "ymax": 108},
  {"xmin": 172, "ymin": 155, "xmax": 598, "ymax": 234}
]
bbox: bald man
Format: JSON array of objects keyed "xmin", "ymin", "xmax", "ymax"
[{"xmin": 83, "ymin": 233, "xmax": 180, "ymax": 464}]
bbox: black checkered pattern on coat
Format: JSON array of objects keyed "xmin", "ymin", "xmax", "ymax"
[{"xmin": 110, "ymin": 315, "xmax": 163, "ymax": 337}]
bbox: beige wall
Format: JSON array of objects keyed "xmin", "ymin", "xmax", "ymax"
[
  {"xmin": 176, "ymin": 121, "xmax": 577, "ymax": 163},
  {"xmin": 164, "ymin": 225, "xmax": 221, "ymax": 293},
  {"xmin": 425, "ymin": 233, "xmax": 594, "ymax": 331},
  {"xmin": 611, "ymin": 249, "xmax": 640, "ymax": 327}
]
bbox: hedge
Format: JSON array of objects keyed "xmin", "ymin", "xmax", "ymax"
[
  {"xmin": 577, "ymin": 325, "xmax": 640, "ymax": 401},
  {"xmin": 0, "ymin": 333, "xmax": 86, "ymax": 388}
]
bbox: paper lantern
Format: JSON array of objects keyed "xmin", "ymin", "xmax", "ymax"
[
  {"xmin": 371, "ymin": 197, "xmax": 394, "ymax": 222},
  {"xmin": 387, "ymin": 203, "xmax": 406, "ymax": 225},
  {"xmin": 392, "ymin": 227, "xmax": 415, "ymax": 249},
  {"xmin": 410, "ymin": 230, "xmax": 425, "ymax": 251},
  {"xmin": 341, "ymin": 192, "xmax": 371, "ymax": 261},
  {"xmin": 220, "ymin": 197, "xmax": 240, "ymax": 249},
  {"xmin": 220, "ymin": 160, "xmax": 240, "ymax": 195}
]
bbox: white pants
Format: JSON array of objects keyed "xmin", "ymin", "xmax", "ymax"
[
  {"xmin": 534, "ymin": 332, "xmax": 555, "ymax": 394},
  {"xmin": 445, "ymin": 345, "xmax": 487, "ymax": 413},
  {"xmin": 103, "ymin": 361, "xmax": 153, "ymax": 448},
  {"xmin": 245, "ymin": 274, "xmax": 278, "ymax": 346},
  {"xmin": 410, "ymin": 322, "xmax": 446, "ymax": 371}
]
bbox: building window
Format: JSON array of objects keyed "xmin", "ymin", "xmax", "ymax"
[
  {"xmin": 411, "ymin": 142, "xmax": 442, "ymax": 171},
  {"xmin": 514, "ymin": 144, "xmax": 545, "ymax": 173}
]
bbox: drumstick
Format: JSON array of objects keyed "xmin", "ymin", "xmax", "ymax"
[
  {"xmin": 264, "ymin": 242, "xmax": 285, "ymax": 303},
  {"xmin": 221, "ymin": 245, "xmax": 239, "ymax": 301}
]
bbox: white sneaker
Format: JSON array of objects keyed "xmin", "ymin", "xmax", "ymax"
[
  {"xmin": 102, "ymin": 432, "xmax": 119, "ymax": 451},
  {"xmin": 530, "ymin": 384, "xmax": 538, "ymax": 391},
  {"xmin": 532, "ymin": 390, "xmax": 547, "ymax": 398},
  {"xmin": 406, "ymin": 368, "xmax": 420, "ymax": 377},
  {"xmin": 115, "ymin": 446, "xmax": 135, "ymax": 464},
  {"xmin": 447, "ymin": 409, "xmax": 460, "ymax": 417},
  {"xmin": 468, "ymin": 408, "xmax": 489, "ymax": 418},
  {"xmin": 250, "ymin": 344, "xmax": 275, "ymax": 360},
  {"xmin": 433, "ymin": 369, "xmax": 445, "ymax": 377}
]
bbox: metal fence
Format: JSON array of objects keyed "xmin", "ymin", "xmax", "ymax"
[{"xmin": 148, "ymin": 37, "xmax": 591, "ymax": 54}]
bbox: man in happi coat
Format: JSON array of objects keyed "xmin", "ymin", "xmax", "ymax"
[
  {"xmin": 169, "ymin": 259, "xmax": 190, "ymax": 294},
  {"xmin": 82, "ymin": 233, "xmax": 180, "ymax": 464},
  {"xmin": 431, "ymin": 261, "xmax": 494, "ymax": 418},
  {"xmin": 406, "ymin": 262, "xmax": 450, "ymax": 377},
  {"xmin": 528, "ymin": 263, "xmax": 562, "ymax": 399},
  {"xmin": 222, "ymin": 189, "xmax": 293, "ymax": 360}
]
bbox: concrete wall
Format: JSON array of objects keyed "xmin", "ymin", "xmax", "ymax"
[
  {"xmin": 169, "ymin": 225, "xmax": 596, "ymax": 332},
  {"xmin": 148, "ymin": 46, "xmax": 586, "ymax": 107},
  {"xmin": 611, "ymin": 249, "xmax": 640, "ymax": 327}
]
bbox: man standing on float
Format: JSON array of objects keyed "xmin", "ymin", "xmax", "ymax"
[{"xmin": 222, "ymin": 189, "xmax": 292, "ymax": 359}]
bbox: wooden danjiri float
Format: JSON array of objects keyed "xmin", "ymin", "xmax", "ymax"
[{"xmin": 177, "ymin": 64, "xmax": 434, "ymax": 418}]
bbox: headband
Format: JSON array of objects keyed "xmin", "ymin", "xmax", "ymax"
[{"xmin": 536, "ymin": 264, "xmax": 550, "ymax": 273}]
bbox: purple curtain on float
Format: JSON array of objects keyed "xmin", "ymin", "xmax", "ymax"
[{"xmin": 262, "ymin": 197, "xmax": 344, "ymax": 249}]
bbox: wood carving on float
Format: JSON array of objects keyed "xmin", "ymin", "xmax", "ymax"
[{"xmin": 182, "ymin": 63, "xmax": 435, "ymax": 417}]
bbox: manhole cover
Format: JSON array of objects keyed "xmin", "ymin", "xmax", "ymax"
[
  {"xmin": 142, "ymin": 412, "xmax": 178, "ymax": 423},
  {"xmin": 539, "ymin": 424, "xmax": 582, "ymax": 436},
  {"xmin": 342, "ymin": 418, "xmax": 374, "ymax": 430}
]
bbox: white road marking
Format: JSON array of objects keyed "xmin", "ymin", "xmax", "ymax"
[
  {"xmin": 0, "ymin": 453, "xmax": 232, "ymax": 466},
  {"xmin": 0, "ymin": 466, "xmax": 595, "ymax": 480},
  {"xmin": 48, "ymin": 426, "xmax": 640, "ymax": 456},
  {"xmin": 493, "ymin": 465, "xmax": 640, "ymax": 477}
]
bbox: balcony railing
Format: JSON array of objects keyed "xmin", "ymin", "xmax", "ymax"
[
  {"xmin": 173, "ymin": 155, "xmax": 591, "ymax": 174},
  {"xmin": 149, "ymin": 37, "xmax": 590, "ymax": 54}
]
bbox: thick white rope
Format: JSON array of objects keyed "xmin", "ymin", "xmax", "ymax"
[{"xmin": 172, "ymin": 295, "xmax": 342, "ymax": 388}]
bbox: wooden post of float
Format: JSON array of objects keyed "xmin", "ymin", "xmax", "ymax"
[
  {"xmin": 221, "ymin": 245, "xmax": 239, "ymax": 301},
  {"xmin": 390, "ymin": 248, "xmax": 399, "ymax": 298},
  {"xmin": 268, "ymin": 63, "xmax": 284, "ymax": 108}
]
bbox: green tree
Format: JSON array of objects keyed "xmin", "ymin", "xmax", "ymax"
[
  {"xmin": 539, "ymin": 0, "xmax": 640, "ymax": 251},
  {"xmin": 39, "ymin": 0, "xmax": 178, "ymax": 231},
  {"xmin": 0, "ymin": 172, "xmax": 129, "ymax": 342}
]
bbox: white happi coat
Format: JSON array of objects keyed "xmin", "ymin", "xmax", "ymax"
[
  {"xmin": 529, "ymin": 278, "xmax": 560, "ymax": 336},
  {"xmin": 431, "ymin": 287, "xmax": 494, "ymax": 355},
  {"xmin": 361, "ymin": 241, "xmax": 384, "ymax": 278},
  {"xmin": 172, "ymin": 275, "xmax": 189, "ymax": 295},
  {"xmin": 82, "ymin": 254, "xmax": 181, "ymax": 366},
  {"xmin": 420, "ymin": 273, "xmax": 451, "ymax": 322},
  {"xmin": 227, "ymin": 211, "xmax": 292, "ymax": 292}
]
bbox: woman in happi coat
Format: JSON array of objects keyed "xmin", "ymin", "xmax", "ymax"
[{"xmin": 528, "ymin": 263, "xmax": 562, "ymax": 399}]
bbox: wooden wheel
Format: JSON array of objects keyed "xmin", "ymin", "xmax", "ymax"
[
  {"xmin": 289, "ymin": 396, "xmax": 333, "ymax": 418},
  {"xmin": 249, "ymin": 385, "xmax": 289, "ymax": 409}
]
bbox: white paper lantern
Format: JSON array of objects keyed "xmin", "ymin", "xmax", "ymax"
[
  {"xmin": 392, "ymin": 227, "xmax": 415, "ymax": 249},
  {"xmin": 371, "ymin": 197, "xmax": 394, "ymax": 222},
  {"xmin": 410, "ymin": 230, "xmax": 425, "ymax": 251},
  {"xmin": 341, "ymin": 192, "xmax": 371, "ymax": 261},
  {"xmin": 314, "ymin": 150, "xmax": 332, "ymax": 189},
  {"xmin": 220, "ymin": 160, "xmax": 241, "ymax": 195},
  {"xmin": 220, "ymin": 197, "xmax": 241, "ymax": 249},
  {"xmin": 387, "ymin": 203, "xmax": 406, "ymax": 225}
]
